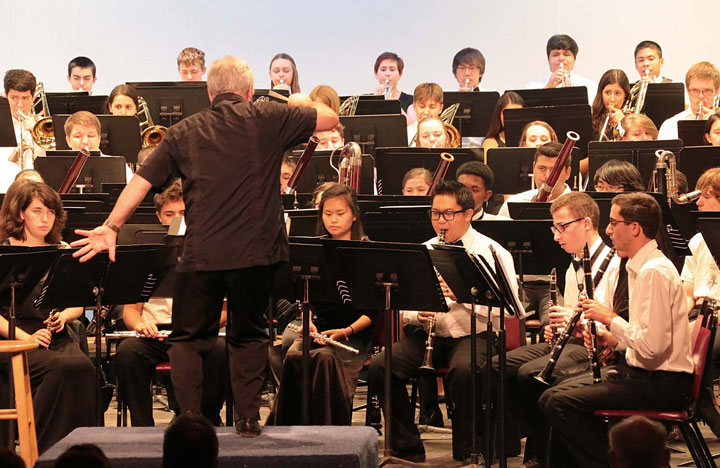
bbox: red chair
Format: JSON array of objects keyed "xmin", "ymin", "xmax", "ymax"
[{"xmin": 593, "ymin": 310, "xmax": 718, "ymax": 468}]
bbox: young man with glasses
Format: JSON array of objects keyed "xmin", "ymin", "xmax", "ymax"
[
  {"xmin": 369, "ymin": 180, "xmax": 517, "ymax": 464},
  {"xmin": 658, "ymin": 61, "xmax": 720, "ymax": 139},
  {"xmin": 540, "ymin": 192, "xmax": 692, "ymax": 468},
  {"xmin": 452, "ymin": 48, "xmax": 487, "ymax": 92},
  {"xmin": 496, "ymin": 191, "xmax": 622, "ymax": 467}
]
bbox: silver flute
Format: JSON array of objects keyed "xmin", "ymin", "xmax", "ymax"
[{"xmin": 286, "ymin": 323, "xmax": 359, "ymax": 355}]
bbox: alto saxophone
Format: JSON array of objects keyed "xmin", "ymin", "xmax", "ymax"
[{"xmin": 420, "ymin": 229, "xmax": 447, "ymax": 373}]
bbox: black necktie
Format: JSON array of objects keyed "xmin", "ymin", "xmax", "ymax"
[
  {"xmin": 452, "ymin": 239, "xmax": 463, "ymax": 247},
  {"xmin": 613, "ymin": 258, "xmax": 629, "ymax": 321}
]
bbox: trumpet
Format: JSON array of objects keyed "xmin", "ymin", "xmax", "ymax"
[
  {"xmin": 30, "ymin": 82, "xmax": 56, "ymax": 150},
  {"xmin": 558, "ymin": 62, "xmax": 570, "ymax": 88},
  {"xmin": 421, "ymin": 229, "xmax": 447, "ymax": 373},
  {"xmin": 137, "ymin": 97, "xmax": 167, "ymax": 148},
  {"xmin": 330, "ymin": 142, "xmax": 362, "ymax": 193},
  {"xmin": 382, "ymin": 79, "xmax": 392, "ymax": 99},
  {"xmin": 286, "ymin": 323, "xmax": 359, "ymax": 355}
]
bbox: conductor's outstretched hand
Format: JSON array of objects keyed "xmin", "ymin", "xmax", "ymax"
[{"xmin": 71, "ymin": 225, "xmax": 118, "ymax": 262}]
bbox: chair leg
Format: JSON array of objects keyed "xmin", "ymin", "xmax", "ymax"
[
  {"xmin": 692, "ymin": 419, "xmax": 718, "ymax": 468},
  {"xmin": 679, "ymin": 422, "xmax": 709, "ymax": 468},
  {"xmin": 12, "ymin": 353, "xmax": 38, "ymax": 468}
]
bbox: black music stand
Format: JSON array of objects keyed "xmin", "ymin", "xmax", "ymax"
[
  {"xmin": 442, "ymin": 91, "xmax": 500, "ymax": 137},
  {"xmin": 363, "ymin": 206, "xmax": 435, "ymax": 244},
  {"xmin": 339, "ymin": 115, "xmax": 407, "ymax": 156},
  {"xmin": 696, "ymin": 217, "xmax": 720, "ymax": 269},
  {"xmin": 0, "ymin": 98, "xmax": 17, "ymax": 148},
  {"xmin": 353, "ymin": 100, "xmax": 402, "ymax": 115},
  {"xmin": 678, "ymin": 121, "xmax": 708, "ymax": 147},
  {"xmin": 286, "ymin": 209, "xmax": 318, "ymax": 237},
  {"xmin": 322, "ymin": 239, "xmax": 447, "ymax": 467},
  {"xmin": 503, "ymin": 105, "xmax": 593, "ymax": 159},
  {"xmin": 429, "ymin": 244, "xmax": 520, "ymax": 467},
  {"xmin": 358, "ymin": 195, "xmax": 432, "ymax": 214},
  {"xmin": 678, "ymin": 146, "xmax": 720, "ymax": 191},
  {"xmin": 508, "ymin": 87, "xmax": 590, "ymax": 107},
  {"xmin": 587, "ymin": 139, "xmax": 684, "ymax": 187},
  {"xmin": 374, "ymin": 147, "xmax": 483, "ymax": 195},
  {"xmin": 35, "ymin": 156, "xmax": 127, "ymax": 193},
  {"xmin": 125, "ymin": 81, "xmax": 209, "ymax": 126},
  {"xmin": 46, "ymin": 95, "xmax": 107, "ymax": 115},
  {"xmin": 34, "ymin": 245, "xmax": 172, "ymax": 425},
  {"xmin": 52, "ymin": 115, "xmax": 141, "ymax": 164},
  {"xmin": 252, "ymin": 89, "xmax": 290, "ymax": 103},
  {"xmin": 288, "ymin": 149, "xmax": 375, "ymax": 194},
  {"xmin": 643, "ymin": 83, "xmax": 686, "ymax": 129},
  {"xmin": 287, "ymin": 240, "xmax": 339, "ymax": 425}
]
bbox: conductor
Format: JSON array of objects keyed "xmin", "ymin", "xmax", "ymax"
[{"xmin": 71, "ymin": 56, "xmax": 338, "ymax": 436}]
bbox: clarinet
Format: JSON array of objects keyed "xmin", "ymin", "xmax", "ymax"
[
  {"xmin": 547, "ymin": 267, "xmax": 559, "ymax": 348},
  {"xmin": 286, "ymin": 323, "xmax": 359, "ymax": 355},
  {"xmin": 583, "ymin": 244, "xmax": 602, "ymax": 384},
  {"xmin": 420, "ymin": 229, "xmax": 447, "ymax": 373}
]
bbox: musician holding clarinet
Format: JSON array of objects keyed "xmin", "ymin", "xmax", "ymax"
[
  {"xmin": 540, "ymin": 193, "xmax": 692, "ymax": 468},
  {"xmin": 71, "ymin": 56, "xmax": 338, "ymax": 438}
]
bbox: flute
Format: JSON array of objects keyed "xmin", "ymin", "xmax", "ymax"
[{"xmin": 286, "ymin": 323, "xmax": 359, "ymax": 355}]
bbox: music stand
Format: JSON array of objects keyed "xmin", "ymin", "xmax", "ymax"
[
  {"xmin": 374, "ymin": 147, "xmax": 483, "ymax": 195},
  {"xmin": 252, "ymin": 89, "xmax": 290, "ymax": 103},
  {"xmin": 34, "ymin": 245, "xmax": 172, "ymax": 425},
  {"xmin": 339, "ymin": 115, "xmax": 407, "ymax": 156},
  {"xmin": 696, "ymin": 217, "xmax": 720, "ymax": 269},
  {"xmin": 678, "ymin": 121, "xmax": 708, "ymax": 147},
  {"xmin": 363, "ymin": 207, "xmax": 436, "ymax": 244},
  {"xmin": 587, "ymin": 139, "xmax": 684, "ymax": 187},
  {"xmin": 288, "ymin": 149, "xmax": 375, "ymax": 194},
  {"xmin": 46, "ymin": 95, "xmax": 107, "ymax": 115},
  {"xmin": 358, "ymin": 195, "xmax": 432, "ymax": 214},
  {"xmin": 353, "ymin": 100, "xmax": 402, "ymax": 115},
  {"xmin": 126, "ymin": 81, "xmax": 209, "ymax": 127},
  {"xmin": 678, "ymin": 146, "xmax": 720, "ymax": 191},
  {"xmin": 508, "ymin": 87, "xmax": 589, "ymax": 107},
  {"xmin": 643, "ymin": 83, "xmax": 686, "ymax": 130},
  {"xmin": 442, "ymin": 91, "xmax": 500, "ymax": 137},
  {"xmin": 35, "ymin": 156, "xmax": 127, "ymax": 193},
  {"xmin": 52, "ymin": 115, "xmax": 141, "ymax": 163},
  {"xmin": 0, "ymin": 98, "xmax": 17, "ymax": 147},
  {"xmin": 322, "ymin": 239, "xmax": 447, "ymax": 467},
  {"xmin": 286, "ymin": 209, "xmax": 318, "ymax": 237},
  {"xmin": 503, "ymin": 105, "xmax": 593, "ymax": 159}
]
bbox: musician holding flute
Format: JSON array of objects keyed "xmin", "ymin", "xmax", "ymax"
[
  {"xmin": 114, "ymin": 181, "xmax": 228, "ymax": 427},
  {"xmin": 369, "ymin": 180, "xmax": 518, "ymax": 464},
  {"xmin": 71, "ymin": 56, "xmax": 338, "ymax": 438},
  {"xmin": 541, "ymin": 193, "xmax": 692, "ymax": 468}
]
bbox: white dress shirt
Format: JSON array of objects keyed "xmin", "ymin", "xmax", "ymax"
[
  {"xmin": 403, "ymin": 226, "xmax": 520, "ymax": 338},
  {"xmin": 141, "ymin": 297, "xmax": 173, "ymax": 326},
  {"xmin": 471, "ymin": 209, "xmax": 508, "ymax": 221},
  {"xmin": 657, "ymin": 108, "xmax": 695, "ymax": 140},
  {"xmin": 681, "ymin": 233, "xmax": 720, "ymax": 301},
  {"xmin": 497, "ymin": 185, "xmax": 573, "ymax": 218},
  {"xmin": 562, "ymin": 237, "xmax": 616, "ymax": 308},
  {"xmin": 525, "ymin": 71, "xmax": 597, "ymax": 104},
  {"xmin": 608, "ymin": 239, "xmax": 693, "ymax": 373},
  {"xmin": 0, "ymin": 119, "xmax": 45, "ymax": 170}
]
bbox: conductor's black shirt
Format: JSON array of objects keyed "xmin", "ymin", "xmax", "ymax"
[{"xmin": 137, "ymin": 93, "xmax": 316, "ymax": 272}]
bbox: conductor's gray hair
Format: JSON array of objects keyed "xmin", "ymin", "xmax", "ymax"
[{"xmin": 207, "ymin": 56, "xmax": 254, "ymax": 97}]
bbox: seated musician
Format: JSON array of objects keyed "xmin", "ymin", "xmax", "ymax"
[
  {"xmin": 2, "ymin": 69, "xmax": 45, "ymax": 169},
  {"xmin": 407, "ymin": 83, "xmax": 444, "ymax": 141},
  {"xmin": 105, "ymin": 84, "xmax": 139, "ymax": 115},
  {"xmin": 1, "ymin": 168, "xmax": 46, "ymax": 194},
  {"xmin": 498, "ymin": 141, "xmax": 570, "ymax": 217},
  {"xmin": 482, "ymin": 91, "xmax": 525, "ymax": 150},
  {"xmin": 593, "ymin": 160, "xmax": 644, "ymax": 192},
  {"xmin": 272, "ymin": 183, "xmax": 374, "ymax": 425},
  {"xmin": 177, "ymin": 47, "xmax": 207, "ymax": 82},
  {"xmin": 591, "ymin": 70, "xmax": 630, "ymax": 141},
  {"xmin": 705, "ymin": 112, "xmax": 720, "ymax": 145},
  {"xmin": 314, "ymin": 123, "xmax": 345, "ymax": 151},
  {"xmin": 619, "ymin": 113, "xmax": 658, "ymax": 141},
  {"xmin": 452, "ymin": 47, "xmax": 487, "ymax": 92},
  {"xmin": 114, "ymin": 180, "xmax": 228, "ymax": 426},
  {"xmin": 525, "ymin": 34, "xmax": 597, "ymax": 103},
  {"xmin": 519, "ymin": 120, "xmax": 558, "ymax": 148},
  {"xmin": 633, "ymin": 40, "xmax": 673, "ymax": 84},
  {"xmin": 310, "ymin": 85, "xmax": 341, "ymax": 114},
  {"xmin": 401, "ymin": 167, "xmax": 431, "ymax": 196},
  {"xmin": 540, "ymin": 192, "xmax": 693, "ymax": 468},
  {"xmin": 280, "ymin": 155, "xmax": 296, "ymax": 193},
  {"xmin": 67, "ymin": 56, "xmax": 97, "ymax": 94},
  {"xmin": 456, "ymin": 160, "xmax": 504, "ymax": 220},
  {"xmin": 269, "ymin": 53, "xmax": 300, "ymax": 93},
  {"xmin": 0, "ymin": 180, "xmax": 94, "ymax": 453},
  {"xmin": 64, "ymin": 111, "xmax": 134, "ymax": 182},
  {"xmin": 680, "ymin": 167, "xmax": 720, "ymax": 437},
  {"xmin": 498, "ymin": 192, "xmax": 622, "ymax": 466},
  {"xmin": 373, "ymin": 51, "xmax": 413, "ymax": 113},
  {"xmin": 369, "ymin": 180, "xmax": 518, "ymax": 463},
  {"xmin": 416, "ymin": 116, "xmax": 454, "ymax": 148},
  {"xmin": 658, "ymin": 61, "xmax": 720, "ymax": 139}
]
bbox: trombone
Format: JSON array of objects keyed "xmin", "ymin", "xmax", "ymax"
[
  {"xmin": 30, "ymin": 82, "xmax": 56, "ymax": 150},
  {"xmin": 136, "ymin": 97, "xmax": 167, "ymax": 148}
]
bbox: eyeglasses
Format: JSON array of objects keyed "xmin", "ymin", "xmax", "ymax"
[
  {"xmin": 594, "ymin": 180, "xmax": 624, "ymax": 192},
  {"xmin": 428, "ymin": 209, "xmax": 464, "ymax": 221},
  {"xmin": 688, "ymin": 88, "xmax": 716, "ymax": 97},
  {"xmin": 607, "ymin": 217, "xmax": 633, "ymax": 227},
  {"xmin": 550, "ymin": 217, "xmax": 584, "ymax": 234},
  {"xmin": 457, "ymin": 65, "xmax": 479, "ymax": 73}
]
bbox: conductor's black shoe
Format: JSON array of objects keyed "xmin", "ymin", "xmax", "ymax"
[
  {"xmin": 235, "ymin": 417, "xmax": 262, "ymax": 437},
  {"xmin": 394, "ymin": 443, "xmax": 426, "ymax": 462}
]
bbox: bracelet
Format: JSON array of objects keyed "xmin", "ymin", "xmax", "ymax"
[
  {"xmin": 104, "ymin": 220, "xmax": 122, "ymax": 233},
  {"xmin": 349, "ymin": 325, "xmax": 355, "ymax": 335}
]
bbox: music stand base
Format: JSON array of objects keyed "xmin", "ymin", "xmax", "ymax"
[{"xmin": 378, "ymin": 455, "xmax": 424, "ymax": 467}]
